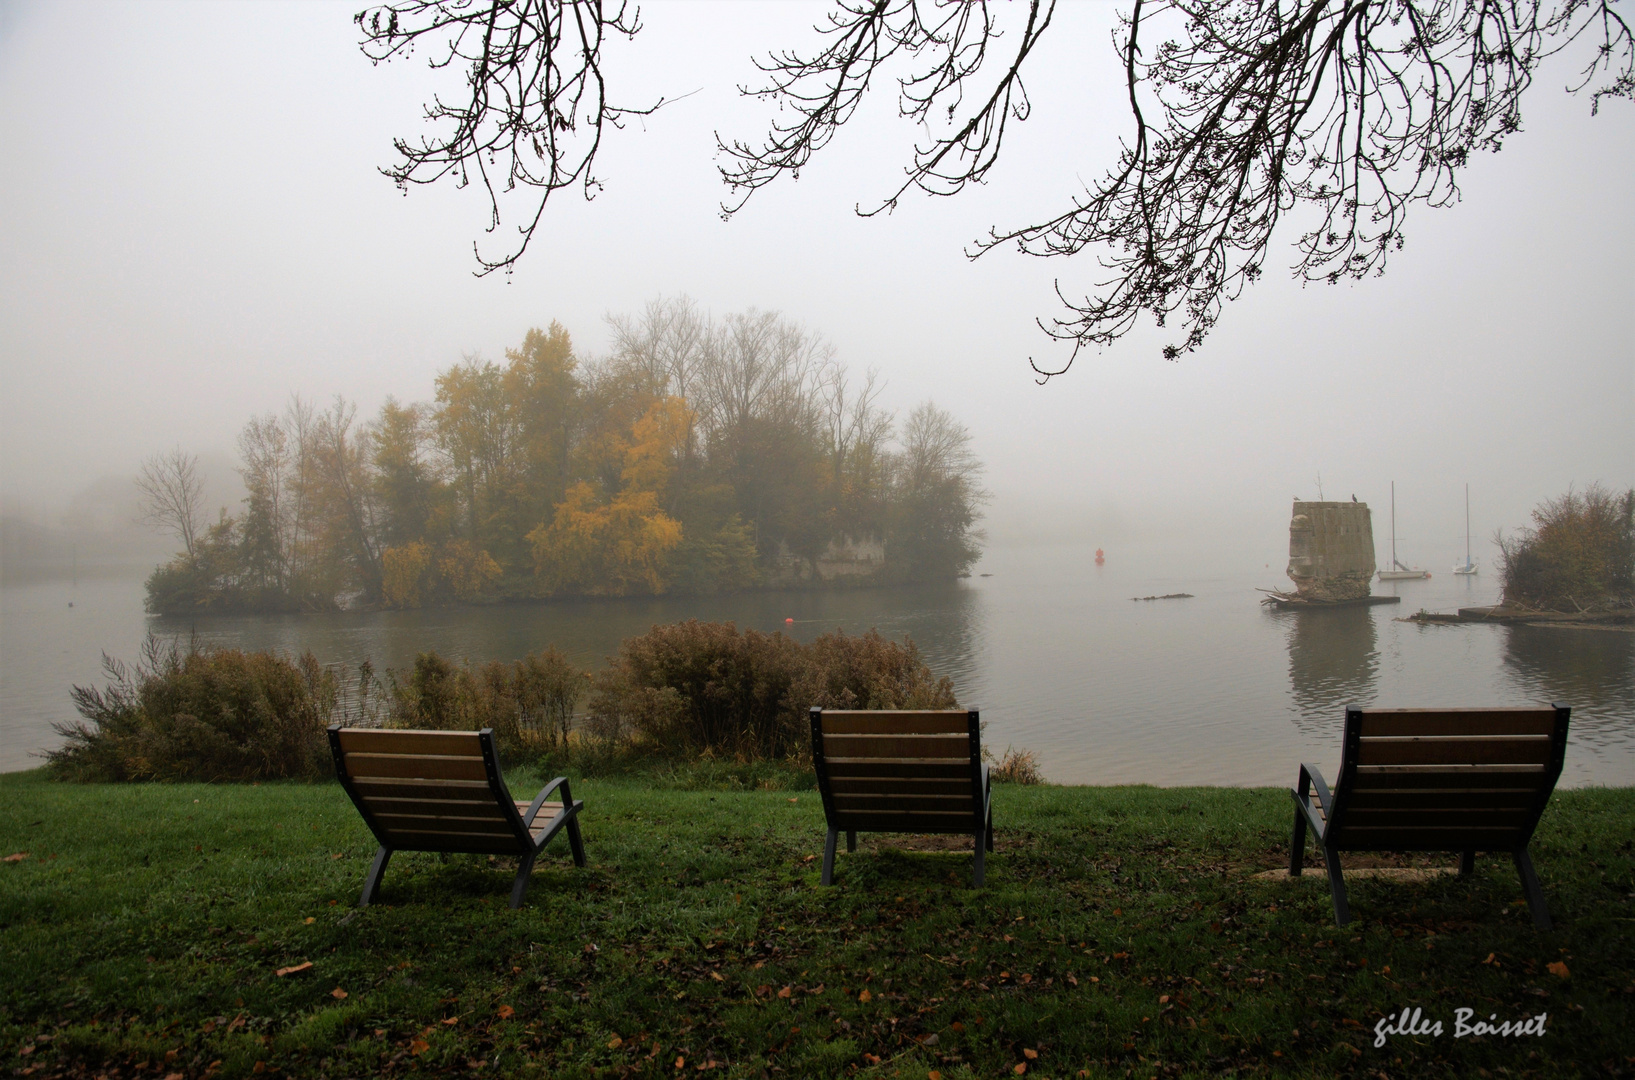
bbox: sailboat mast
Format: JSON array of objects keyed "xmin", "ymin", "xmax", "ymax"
[
  {"xmin": 1391, "ymin": 481, "xmax": 1397, "ymax": 568},
  {"xmin": 1465, "ymin": 484, "xmax": 1471, "ymax": 566}
]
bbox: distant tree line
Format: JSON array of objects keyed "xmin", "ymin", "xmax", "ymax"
[{"xmin": 142, "ymin": 300, "xmax": 985, "ymax": 614}]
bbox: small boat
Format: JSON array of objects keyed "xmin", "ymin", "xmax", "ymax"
[
  {"xmin": 1094, "ymin": 548, "xmax": 1105, "ymax": 565},
  {"xmin": 1378, "ymin": 481, "xmax": 1431, "ymax": 581},
  {"xmin": 1453, "ymin": 483, "xmax": 1478, "ymax": 575}
]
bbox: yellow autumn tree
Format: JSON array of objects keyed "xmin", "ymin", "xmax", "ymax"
[
  {"xmin": 529, "ymin": 398, "xmax": 689, "ymax": 595},
  {"xmin": 438, "ymin": 539, "xmax": 503, "ymax": 600},
  {"xmin": 381, "ymin": 540, "xmax": 433, "ymax": 608}
]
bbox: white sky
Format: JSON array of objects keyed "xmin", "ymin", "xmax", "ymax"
[{"xmin": 1, "ymin": 0, "xmax": 1631, "ymax": 568}]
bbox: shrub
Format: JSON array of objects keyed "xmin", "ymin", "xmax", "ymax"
[
  {"xmin": 991, "ymin": 746, "xmax": 1044, "ymax": 785},
  {"xmin": 384, "ymin": 646, "xmax": 587, "ymax": 762},
  {"xmin": 1497, "ymin": 485, "xmax": 1635, "ymax": 612},
  {"xmin": 586, "ymin": 621, "xmax": 959, "ymax": 761},
  {"xmin": 49, "ymin": 637, "xmax": 338, "ymax": 782}
]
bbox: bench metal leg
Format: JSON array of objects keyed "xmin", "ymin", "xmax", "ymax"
[
  {"xmin": 510, "ymin": 851, "xmax": 540, "ymax": 909},
  {"xmin": 359, "ymin": 846, "xmax": 392, "ymax": 908},
  {"xmin": 1322, "ymin": 846, "xmax": 1350, "ymax": 926},
  {"xmin": 821, "ymin": 828, "xmax": 839, "ymax": 886},
  {"xmin": 846, "ymin": 830, "xmax": 856, "ymax": 853},
  {"xmin": 566, "ymin": 814, "xmax": 587, "ymax": 868},
  {"xmin": 1512, "ymin": 848, "xmax": 1552, "ymax": 931},
  {"xmin": 1459, "ymin": 849, "xmax": 1475, "ymax": 877},
  {"xmin": 972, "ymin": 828, "xmax": 986, "ymax": 887},
  {"xmin": 1289, "ymin": 803, "xmax": 1308, "ymax": 876}
]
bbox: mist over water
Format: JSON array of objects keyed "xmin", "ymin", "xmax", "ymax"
[{"xmin": 4, "ymin": 542, "xmax": 1629, "ymax": 785}]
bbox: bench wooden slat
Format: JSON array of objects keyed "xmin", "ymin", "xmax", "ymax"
[
  {"xmin": 342, "ymin": 752, "xmax": 490, "ymax": 781},
  {"xmin": 374, "ymin": 810, "xmax": 516, "ymax": 833},
  {"xmin": 351, "ymin": 781, "xmax": 495, "ymax": 805},
  {"xmin": 335, "ymin": 729, "xmax": 486, "ymax": 756},
  {"xmin": 820, "ymin": 735, "xmax": 970, "ymax": 759},
  {"xmin": 832, "ymin": 793, "xmax": 975, "ymax": 814},
  {"xmin": 1347, "ymin": 789, "xmax": 1540, "ymax": 810},
  {"xmin": 1353, "ymin": 738, "xmax": 1553, "ymax": 767},
  {"xmin": 820, "ymin": 712, "xmax": 973, "ymax": 735},
  {"xmin": 1355, "ymin": 709, "xmax": 1557, "ymax": 738},
  {"xmin": 1331, "ymin": 827, "xmax": 1530, "ymax": 851},
  {"xmin": 1341, "ymin": 807, "xmax": 1535, "ymax": 828},
  {"xmin": 821, "ymin": 761, "xmax": 977, "ymax": 780},
  {"xmin": 373, "ymin": 832, "xmax": 524, "ymax": 855},
  {"xmin": 828, "ymin": 811, "xmax": 981, "ymax": 833},
  {"xmin": 828, "ymin": 777, "xmax": 974, "ymax": 796}
]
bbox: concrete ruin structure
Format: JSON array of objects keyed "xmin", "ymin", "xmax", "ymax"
[{"xmin": 1286, "ymin": 501, "xmax": 1376, "ymax": 602}]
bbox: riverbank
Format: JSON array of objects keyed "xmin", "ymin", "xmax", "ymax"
[{"xmin": 3, "ymin": 772, "xmax": 1630, "ymax": 1078}]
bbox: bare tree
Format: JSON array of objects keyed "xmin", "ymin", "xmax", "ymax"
[
  {"xmin": 135, "ymin": 448, "xmax": 206, "ymax": 560},
  {"xmin": 365, "ymin": 0, "xmax": 1632, "ymax": 369},
  {"xmin": 356, "ymin": 0, "xmax": 667, "ymax": 275}
]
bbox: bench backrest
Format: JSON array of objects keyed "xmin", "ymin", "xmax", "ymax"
[
  {"xmin": 328, "ymin": 726, "xmax": 530, "ymax": 854},
  {"xmin": 810, "ymin": 709, "xmax": 983, "ymax": 835},
  {"xmin": 1327, "ymin": 705, "xmax": 1570, "ymax": 852}
]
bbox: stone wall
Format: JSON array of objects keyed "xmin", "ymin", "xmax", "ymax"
[{"xmin": 1286, "ymin": 501, "xmax": 1376, "ymax": 601}]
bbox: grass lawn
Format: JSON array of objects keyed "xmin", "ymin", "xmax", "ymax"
[{"xmin": 2, "ymin": 769, "xmax": 1631, "ymax": 1079}]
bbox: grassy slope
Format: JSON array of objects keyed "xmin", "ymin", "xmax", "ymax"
[{"xmin": 1, "ymin": 771, "xmax": 1631, "ymax": 1079}]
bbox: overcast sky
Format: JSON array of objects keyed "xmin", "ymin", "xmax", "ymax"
[{"xmin": 2, "ymin": 0, "xmax": 1630, "ymax": 567}]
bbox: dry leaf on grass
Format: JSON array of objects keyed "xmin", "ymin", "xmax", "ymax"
[
  {"xmin": 330, "ymin": 988, "xmax": 347, "ymax": 1000},
  {"xmin": 274, "ymin": 962, "xmax": 312, "ymax": 977},
  {"xmin": 1548, "ymin": 961, "xmax": 1570, "ymax": 979},
  {"xmin": 496, "ymin": 1005, "xmax": 515, "ymax": 1020}
]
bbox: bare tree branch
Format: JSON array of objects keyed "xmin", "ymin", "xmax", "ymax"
[
  {"xmin": 135, "ymin": 448, "xmax": 206, "ymax": 560},
  {"xmin": 356, "ymin": 0, "xmax": 665, "ymax": 275}
]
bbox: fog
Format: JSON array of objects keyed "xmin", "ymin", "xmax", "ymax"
[{"xmin": 2, "ymin": 0, "xmax": 1631, "ymax": 575}]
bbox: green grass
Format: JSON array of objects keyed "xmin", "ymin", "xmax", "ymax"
[{"xmin": 2, "ymin": 771, "xmax": 1631, "ymax": 1079}]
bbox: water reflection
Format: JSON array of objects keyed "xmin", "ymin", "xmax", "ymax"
[
  {"xmin": 147, "ymin": 582, "xmax": 988, "ymax": 700},
  {"xmin": 1502, "ymin": 624, "xmax": 1635, "ymax": 748},
  {"xmin": 1279, "ymin": 606, "xmax": 1380, "ymax": 732}
]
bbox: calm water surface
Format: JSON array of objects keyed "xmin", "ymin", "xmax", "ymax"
[{"xmin": 3, "ymin": 544, "xmax": 1630, "ymax": 785}]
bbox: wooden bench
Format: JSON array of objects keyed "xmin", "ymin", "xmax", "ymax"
[
  {"xmin": 1289, "ymin": 704, "xmax": 1570, "ymax": 928},
  {"xmin": 809, "ymin": 708, "xmax": 992, "ymax": 886},
  {"xmin": 328, "ymin": 725, "xmax": 586, "ymax": 908}
]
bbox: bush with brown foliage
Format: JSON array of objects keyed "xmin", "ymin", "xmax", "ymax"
[
  {"xmin": 384, "ymin": 646, "xmax": 587, "ymax": 762},
  {"xmin": 1497, "ymin": 485, "xmax": 1635, "ymax": 613},
  {"xmin": 585, "ymin": 621, "xmax": 957, "ymax": 760},
  {"xmin": 50, "ymin": 637, "xmax": 339, "ymax": 782}
]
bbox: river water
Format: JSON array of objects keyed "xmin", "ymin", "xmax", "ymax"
[{"xmin": 2, "ymin": 544, "xmax": 1630, "ymax": 786}]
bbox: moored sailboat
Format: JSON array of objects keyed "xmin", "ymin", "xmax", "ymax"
[
  {"xmin": 1378, "ymin": 481, "xmax": 1431, "ymax": 581},
  {"xmin": 1453, "ymin": 483, "xmax": 1478, "ymax": 575}
]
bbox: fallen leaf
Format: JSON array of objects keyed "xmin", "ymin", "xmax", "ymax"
[
  {"xmin": 863, "ymin": 1054, "xmax": 881, "ymax": 1065},
  {"xmin": 1483, "ymin": 952, "xmax": 1496, "ymax": 965},
  {"xmin": 1067, "ymin": 976, "xmax": 1079, "ymax": 987},
  {"xmin": 929, "ymin": 1072, "xmax": 944, "ymax": 1080},
  {"xmin": 253, "ymin": 1063, "xmax": 266, "ymax": 1074},
  {"xmin": 675, "ymin": 1057, "xmax": 686, "ymax": 1069},
  {"xmin": 304, "ymin": 917, "xmax": 315, "ymax": 925},
  {"xmin": 409, "ymin": 1039, "xmax": 429, "ymax": 1055},
  {"xmin": 3, "ymin": 853, "xmax": 27, "ymax": 863},
  {"xmin": 802, "ymin": 855, "xmax": 817, "ymax": 863},
  {"xmin": 441, "ymin": 1017, "xmax": 458, "ymax": 1026},
  {"xmin": 777, "ymin": 986, "xmax": 792, "ymax": 999},
  {"xmin": 1013, "ymin": 1065, "xmax": 1027, "ymax": 1075},
  {"xmin": 496, "ymin": 1005, "xmax": 515, "ymax": 1020},
  {"xmin": 950, "ymin": 1021, "xmax": 964, "ymax": 1033},
  {"xmin": 858, "ymin": 989, "xmax": 872, "ymax": 1003},
  {"xmin": 710, "ymin": 971, "xmax": 724, "ymax": 982},
  {"xmin": 607, "ymin": 1036, "xmax": 623, "ymax": 1050},
  {"xmin": 1548, "ymin": 961, "xmax": 1570, "ymax": 979},
  {"xmin": 787, "ymin": 798, "xmax": 799, "ymax": 803},
  {"xmin": 275, "ymin": 962, "xmax": 312, "ymax": 977},
  {"xmin": 1112, "ymin": 908, "xmax": 1122, "ymax": 916},
  {"xmin": 331, "ymin": 853, "xmax": 343, "ymax": 860},
  {"xmin": 1159, "ymin": 995, "xmax": 1170, "ymax": 1004},
  {"xmin": 330, "ymin": 988, "xmax": 348, "ymax": 1000},
  {"xmin": 1023, "ymin": 1048, "xmax": 1039, "ymax": 1060}
]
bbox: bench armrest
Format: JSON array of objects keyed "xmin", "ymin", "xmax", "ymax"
[
  {"xmin": 522, "ymin": 776, "xmax": 574, "ymax": 826},
  {"xmin": 1291, "ymin": 762, "xmax": 1333, "ymax": 841}
]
